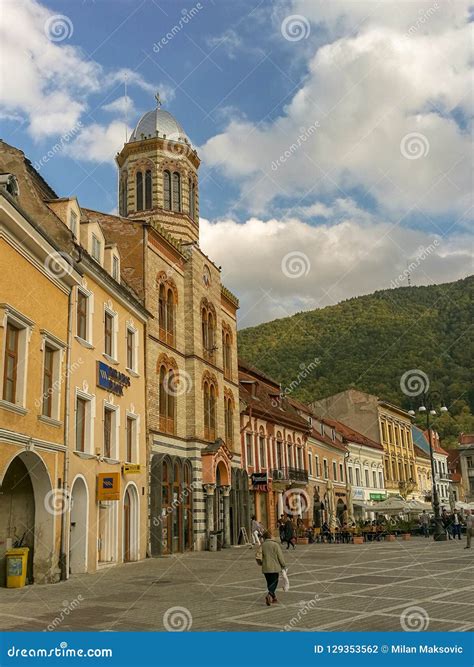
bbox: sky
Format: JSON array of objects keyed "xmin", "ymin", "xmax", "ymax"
[{"xmin": 1, "ymin": 0, "xmax": 472, "ymax": 328}]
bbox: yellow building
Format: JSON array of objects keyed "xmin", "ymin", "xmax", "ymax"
[
  {"xmin": 0, "ymin": 141, "xmax": 149, "ymax": 582},
  {"xmin": 312, "ymin": 389, "xmax": 418, "ymax": 498},
  {"xmin": 0, "ymin": 168, "xmax": 81, "ymax": 585}
]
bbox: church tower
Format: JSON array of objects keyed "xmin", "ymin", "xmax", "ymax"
[{"xmin": 116, "ymin": 95, "xmax": 200, "ymax": 244}]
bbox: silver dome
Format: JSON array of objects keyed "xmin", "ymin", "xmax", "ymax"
[{"xmin": 129, "ymin": 109, "xmax": 188, "ymax": 143}]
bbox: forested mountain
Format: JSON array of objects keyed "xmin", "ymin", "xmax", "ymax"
[{"xmin": 238, "ymin": 276, "xmax": 474, "ymax": 447}]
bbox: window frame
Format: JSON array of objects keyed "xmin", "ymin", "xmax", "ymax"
[
  {"xmin": 103, "ymin": 304, "xmax": 118, "ymax": 362},
  {"xmin": 74, "ymin": 390, "xmax": 95, "ymax": 454},
  {"xmin": 126, "ymin": 413, "xmax": 139, "ymax": 463},
  {"xmin": 0, "ymin": 307, "xmax": 33, "ymax": 411}
]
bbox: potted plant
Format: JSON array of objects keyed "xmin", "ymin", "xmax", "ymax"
[
  {"xmin": 399, "ymin": 519, "xmax": 414, "ymax": 540},
  {"xmin": 296, "ymin": 524, "xmax": 309, "ymax": 544},
  {"xmin": 384, "ymin": 520, "xmax": 396, "ymax": 541}
]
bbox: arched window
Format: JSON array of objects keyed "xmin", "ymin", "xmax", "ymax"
[
  {"xmin": 163, "ymin": 170, "xmax": 171, "ymax": 210},
  {"xmin": 189, "ymin": 178, "xmax": 195, "ymax": 220},
  {"xmin": 119, "ymin": 174, "xmax": 128, "ymax": 216},
  {"xmin": 159, "ymin": 364, "xmax": 176, "ymax": 434},
  {"xmin": 201, "ymin": 300, "xmax": 216, "ymax": 361},
  {"xmin": 136, "ymin": 171, "xmax": 143, "ymax": 211},
  {"xmin": 259, "ymin": 427, "xmax": 266, "ymax": 468},
  {"xmin": 145, "ymin": 169, "xmax": 152, "ymax": 210},
  {"xmin": 172, "ymin": 172, "xmax": 181, "ymax": 212},
  {"xmin": 222, "ymin": 327, "xmax": 232, "ymax": 379},
  {"xmin": 203, "ymin": 376, "xmax": 218, "ymax": 442},
  {"xmin": 158, "ymin": 276, "xmax": 177, "ymax": 346},
  {"xmin": 224, "ymin": 392, "xmax": 234, "ymax": 446}
]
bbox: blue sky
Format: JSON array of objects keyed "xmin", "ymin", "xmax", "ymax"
[{"xmin": 1, "ymin": 0, "xmax": 472, "ymax": 326}]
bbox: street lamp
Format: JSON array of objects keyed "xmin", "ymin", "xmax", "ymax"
[{"xmin": 414, "ymin": 393, "xmax": 448, "ymax": 542}]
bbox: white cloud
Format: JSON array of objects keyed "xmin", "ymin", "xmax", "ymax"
[
  {"xmin": 200, "ymin": 214, "xmax": 472, "ymax": 327},
  {"xmin": 65, "ymin": 121, "xmax": 131, "ymax": 164},
  {"xmin": 102, "ymin": 96, "xmax": 136, "ymax": 116},
  {"xmin": 0, "ymin": 0, "xmax": 166, "ymax": 147},
  {"xmin": 201, "ymin": 9, "xmax": 472, "ymax": 220}
]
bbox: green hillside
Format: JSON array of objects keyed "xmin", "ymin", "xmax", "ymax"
[{"xmin": 238, "ymin": 276, "xmax": 474, "ymax": 447}]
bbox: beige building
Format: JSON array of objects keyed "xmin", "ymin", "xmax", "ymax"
[
  {"xmin": 312, "ymin": 389, "xmax": 418, "ymax": 498},
  {"xmin": 93, "ymin": 99, "xmax": 240, "ymax": 553}
]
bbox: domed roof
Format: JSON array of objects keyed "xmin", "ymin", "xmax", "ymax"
[{"xmin": 129, "ymin": 108, "xmax": 188, "ymax": 143}]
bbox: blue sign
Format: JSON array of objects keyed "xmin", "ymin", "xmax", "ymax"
[
  {"xmin": 0, "ymin": 632, "xmax": 472, "ymax": 667},
  {"xmin": 96, "ymin": 361, "xmax": 130, "ymax": 396}
]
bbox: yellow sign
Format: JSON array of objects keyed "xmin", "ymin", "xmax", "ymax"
[
  {"xmin": 97, "ymin": 472, "xmax": 120, "ymax": 501},
  {"xmin": 122, "ymin": 464, "xmax": 141, "ymax": 475}
]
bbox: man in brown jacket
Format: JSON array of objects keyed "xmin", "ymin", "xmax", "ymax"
[{"xmin": 261, "ymin": 530, "xmax": 287, "ymax": 605}]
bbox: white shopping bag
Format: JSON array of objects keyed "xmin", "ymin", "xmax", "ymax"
[{"xmin": 281, "ymin": 568, "xmax": 290, "ymax": 592}]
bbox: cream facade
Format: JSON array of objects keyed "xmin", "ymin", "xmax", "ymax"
[{"xmin": 48, "ymin": 198, "xmax": 148, "ymax": 575}]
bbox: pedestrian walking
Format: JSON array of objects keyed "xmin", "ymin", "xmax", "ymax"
[
  {"xmin": 465, "ymin": 510, "xmax": 472, "ymax": 549},
  {"xmin": 452, "ymin": 511, "xmax": 462, "ymax": 540},
  {"xmin": 283, "ymin": 516, "xmax": 296, "ymax": 550},
  {"xmin": 259, "ymin": 530, "xmax": 287, "ymax": 606},
  {"xmin": 251, "ymin": 515, "xmax": 263, "ymax": 545},
  {"xmin": 420, "ymin": 510, "xmax": 430, "ymax": 538},
  {"xmin": 277, "ymin": 514, "xmax": 286, "ymax": 542}
]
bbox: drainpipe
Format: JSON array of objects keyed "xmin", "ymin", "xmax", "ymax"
[{"xmin": 59, "ymin": 286, "xmax": 74, "ymax": 581}]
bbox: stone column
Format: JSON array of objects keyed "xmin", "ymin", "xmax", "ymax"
[
  {"xmin": 277, "ymin": 492, "xmax": 284, "ymax": 517},
  {"xmin": 203, "ymin": 484, "xmax": 216, "ymax": 548},
  {"xmin": 222, "ymin": 485, "xmax": 231, "ymax": 548}
]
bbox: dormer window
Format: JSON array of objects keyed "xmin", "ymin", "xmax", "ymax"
[
  {"xmin": 112, "ymin": 255, "xmax": 120, "ymax": 281},
  {"xmin": 70, "ymin": 210, "xmax": 78, "ymax": 237},
  {"xmin": 91, "ymin": 234, "xmax": 101, "ymax": 262}
]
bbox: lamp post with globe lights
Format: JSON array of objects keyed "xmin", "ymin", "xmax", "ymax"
[{"xmin": 408, "ymin": 394, "xmax": 448, "ymax": 541}]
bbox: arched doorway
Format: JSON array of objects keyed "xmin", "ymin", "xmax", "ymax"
[
  {"xmin": 0, "ymin": 451, "xmax": 54, "ymax": 585},
  {"xmin": 150, "ymin": 454, "xmax": 194, "ymax": 556},
  {"xmin": 69, "ymin": 476, "xmax": 88, "ymax": 574},
  {"xmin": 123, "ymin": 484, "xmax": 139, "ymax": 562}
]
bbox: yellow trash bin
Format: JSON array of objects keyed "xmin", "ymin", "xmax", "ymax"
[{"xmin": 6, "ymin": 547, "xmax": 29, "ymax": 588}]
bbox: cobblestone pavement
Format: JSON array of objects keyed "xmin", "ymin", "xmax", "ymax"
[{"xmin": 0, "ymin": 539, "xmax": 472, "ymax": 632}]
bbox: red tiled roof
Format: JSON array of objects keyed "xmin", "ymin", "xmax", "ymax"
[
  {"xmin": 322, "ymin": 417, "xmax": 383, "ymax": 451},
  {"xmin": 414, "ymin": 443, "xmax": 430, "ymax": 460},
  {"xmin": 459, "ymin": 433, "xmax": 474, "ymax": 445},
  {"xmin": 423, "ymin": 430, "xmax": 449, "ymax": 455}
]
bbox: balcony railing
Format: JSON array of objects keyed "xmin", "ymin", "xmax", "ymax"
[{"xmin": 271, "ymin": 467, "xmax": 308, "ymax": 483}]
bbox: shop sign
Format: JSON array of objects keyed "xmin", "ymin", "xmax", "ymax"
[
  {"xmin": 353, "ymin": 488, "xmax": 364, "ymax": 500},
  {"xmin": 369, "ymin": 493, "xmax": 386, "ymax": 501},
  {"xmin": 97, "ymin": 361, "xmax": 131, "ymax": 396},
  {"xmin": 122, "ymin": 464, "xmax": 141, "ymax": 475},
  {"xmin": 251, "ymin": 472, "xmax": 268, "ymax": 485},
  {"xmin": 335, "ymin": 491, "xmax": 346, "ymax": 498},
  {"xmin": 97, "ymin": 472, "xmax": 120, "ymax": 501}
]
